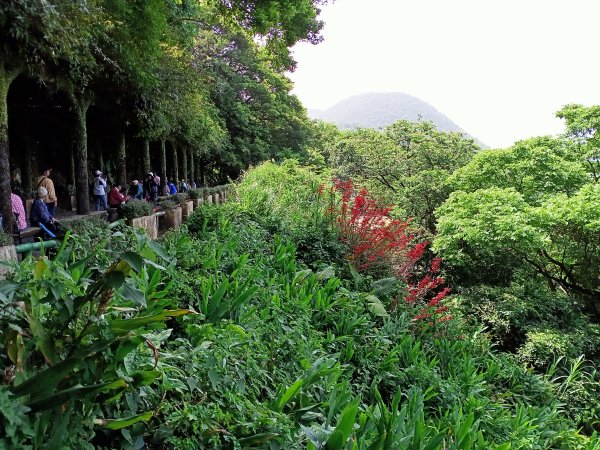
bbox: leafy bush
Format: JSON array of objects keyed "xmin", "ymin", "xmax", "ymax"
[
  {"xmin": 0, "ymin": 235, "xmax": 194, "ymax": 448},
  {"xmin": 158, "ymin": 199, "xmax": 178, "ymax": 211},
  {"xmin": 456, "ymin": 280, "xmax": 600, "ymax": 363},
  {"xmin": 170, "ymin": 193, "xmax": 189, "ymax": 204},
  {"xmin": 122, "ymin": 199, "xmax": 153, "ymax": 220},
  {"xmin": 3, "ymin": 161, "xmax": 600, "ymax": 448},
  {"xmin": 0, "ymin": 230, "xmax": 12, "ymax": 246},
  {"xmin": 188, "ymin": 188, "xmax": 202, "ymax": 199}
]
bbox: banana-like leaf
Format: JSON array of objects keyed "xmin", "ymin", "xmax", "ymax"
[
  {"xmin": 11, "ymin": 358, "xmax": 78, "ymax": 398},
  {"xmin": 95, "ymin": 411, "xmax": 153, "ymax": 430},
  {"xmin": 326, "ymin": 400, "xmax": 359, "ymax": 450},
  {"xmin": 109, "ymin": 309, "xmax": 198, "ymax": 334},
  {"xmin": 238, "ymin": 432, "xmax": 280, "ymax": 446},
  {"xmin": 26, "ymin": 379, "xmax": 127, "ymax": 412},
  {"xmin": 273, "ymin": 379, "xmax": 304, "ymax": 412}
]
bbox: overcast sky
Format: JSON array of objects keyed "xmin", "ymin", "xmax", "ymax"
[{"xmin": 288, "ymin": 0, "xmax": 600, "ymax": 148}]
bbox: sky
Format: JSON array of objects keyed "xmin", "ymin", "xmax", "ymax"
[{"xmin": 287, "ymin": 0, "xmax": 600, "ymax": 148}]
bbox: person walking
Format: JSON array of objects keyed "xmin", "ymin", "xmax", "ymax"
[
  {"xmin": 167, "ymin": 178, "xmax": 177, "ymax": 195},
  {"xmin": 93, "ymin": 170, "xmax": 108, "ymax": 211},
  {"xmin": 35, "ymin": 166, "xmax": 57, "ymax": 216}
]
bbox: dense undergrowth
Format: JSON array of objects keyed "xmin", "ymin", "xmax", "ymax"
[{"xmin": 1, "ymin": 161, "xmax": 599, "ymax": 449}]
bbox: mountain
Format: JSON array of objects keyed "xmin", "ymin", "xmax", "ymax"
[{"xmin": 308, "ymin": 92, "xmax": 483, "ymax": 144}]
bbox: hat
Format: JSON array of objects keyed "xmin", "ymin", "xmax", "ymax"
[
  {"xmin": 131, "ymin": 180, "xmax": 139, "ymax": 185},
  {"xmin": 36, "ymin": 186, "xmax": 48, "ymax": 198},
  {"xmin": 147, "ymin": 172, "xmax": 154, "ymax": 177},
  {"xmin": 94, "ymin": 170, "xmax": 102, "ymax": 176}
]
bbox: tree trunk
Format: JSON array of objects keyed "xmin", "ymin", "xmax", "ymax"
[
  {"xmin": 159, "ymin": 139, "xmax": 167, "ymax": 194},
  {"xmin": 199, "ymin": 159, "xmax": 205, "ymax": 186},
  {"xmin": 71, "ymin": 95, "xmax": 92, "ymax": 214},
  {"xmin": 0, "ymin": 60, "xmax": 19, "ymax": 232},
  {"xmin": 22, "ymin": 121, "xmax": 33, "ymax": 197},
  {"xmin": 181, "ymin": 144, "xmax": 188, "ymax": 182},
  {"xmin": 189, "ymin": 147, "xmax": 195, "ymax": 185},
  {"xmin": 142, "ymin": 138, "xmax": 151, "ymax": 174},
  {"xmin": 172, "ymin": 141, "xmax": 179, "ymax": 184},
  {"xmin": 196, "ymin": 152, "xmax": 203, "ymax": 186},
  {"xmin": 67, "ymin": 136, "xmax": 75, "ymax": 186},
  {"xmin": 116, "ymin": 132, "xmax": 126, "ymax": 184}
]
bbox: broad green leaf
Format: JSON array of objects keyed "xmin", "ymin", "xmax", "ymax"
[
  {"xmin": 96, "ymin": 411, "xmax": 153, "ymax": 430},
  {"xmin": 147, "ymin": 240, "xmax": 171, "ymax": 262},
  {"xmin": 109, "ymin": 309, "xmax": 197, "ymax": 334},
  {"xmin": 238, "ymin": 432, "xmax": 279, "ymax": 446},
  {"xmin": 366, "ymin": 295, "xmax": 388, "ymax": 317},
  {"xmin": 26, "ymin": 380, "xmax": 127, "ymax": 412},
  {"xmin": 119, "ymin": 282, "xmax": 146, "ymax": 307},
  {"xmin": 120, "ymin": 252, "xmax": 144, "ymax": 273},
  {"xmin": 325, "ymin": 430, "xmax": 344, "ymax": 450},
  {"xmin": 34, "ymin": 258, "xmax": 48, "ymax": 280},
  {"xmin": 11, "ymin": 358, "xmax": 77, "ymax": 399},
  {"xmin": 45, "ymin": 406, "xmax": 71, "ymax": 450},
  {"xmin": 326, "ymin": 400, "xmax": 359, "ymax": 450},
  {"xmin": 103, "ymin": 271, "xmax": 126, "ymax": 290},
  {"xmin": 274, "ymin": 379, "xmax": 304, "ymax": 412}
]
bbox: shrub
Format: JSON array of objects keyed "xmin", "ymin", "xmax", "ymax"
[
  {"xmin": 122, "ymin": 199, "xmax": 153, "ymax": 220},
  {"xmin": 65, "ymin": 214, "xmax": 109, "ymax": 235},
  {"xmin": 0, "ymin": 230, "xmax": 12, "ymax": 246},
  {"xmin": 170, "ymin": 193, "xmax": 189, "ymax": 204},
  {"xmin": 188, "ymin": 188, "xmax": 202, "ymax": 199},
  {"xmin": 158, "ymin": 200, "xmax": 178, "ymax": 211},
  {"xmin": 325, "ymin": 179, "xmax": 451, "ymax": 324}
]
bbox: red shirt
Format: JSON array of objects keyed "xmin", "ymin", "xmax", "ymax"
[{"xmin": 108, "ymin": 187, "xmax": 126, "ymax": 206}]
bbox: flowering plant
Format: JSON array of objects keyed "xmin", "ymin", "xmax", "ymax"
[{"xmin": 321, "ymin": 179, "xmax": 451, "ymax": 324}]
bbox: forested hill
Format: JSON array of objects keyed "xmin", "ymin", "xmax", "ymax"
[{"xmin": 309, "ymin": 92, "xmax": 483, "ymax": 144}]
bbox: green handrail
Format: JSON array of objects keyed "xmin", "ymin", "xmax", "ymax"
[{"xmin": 15, "ymin": 240, "xmax": 58, "ymax": 255}]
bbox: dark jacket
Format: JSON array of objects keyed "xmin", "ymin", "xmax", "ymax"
[{"xmin": 30, "ymin": 198, "xmax": 52, "ymax": 226}]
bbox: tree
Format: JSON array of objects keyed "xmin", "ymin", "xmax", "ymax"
[
  {"xmin": 557, "ymin": 104, "xmax": 600, "ymax": 180},
  {"xmin": 0, "ymin": 0, "xmax": 103, "ymax": 220},
  {"xmin": 330, "ymin": 120, "xmax": 478, "ymax": 232},
  {"xmin": 434, "ymin": 184, "xmax": 600, "ymax": 314},
  {"xmin": 449, "ymin": 136, "xmax": 588, "ymax": 205}
]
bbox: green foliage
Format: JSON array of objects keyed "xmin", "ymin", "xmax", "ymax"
[
  {"xmin": 434, "ymin": 182, "xmax": 600, "ymax": 308},
  {"xmin": 433, "ymin": 187, "xmax": 539, "ymax": 283},
  {"xmin": 0, "ymin": 229, "xmax": 12, "ymax": 246},
  {"xmin": 0, "ymin": 232, "xmax": 194, "ymax": 448},
  {"xmin": 169, "ymin": 193, "xmax": 189, "ymax": 204},
  {"xmin": 158, "ymin": 199, "xmax": 177, "ymax": 211},
  {"xmin": 188, "ymin": 188, "xmax": 202, "ymax": 199},
  {"xmin": 122, "ymin": 199, "xmax": 153, "ymax": 220},
  {"xmin": 4, "ymin": 162, "xmax": 600, "ymax": 448},
  {"xmin": 235, "ymin": 160, "xmax": 346, "ymax": 265},
  {"xmin": 557, "ymin": 104, "xmax": 600, "ymax": 180},
  {"xmin": 449, "ymin": 136, "xmax": 588, "ymax": 204},
  {"xmin": 329, "ymin": 120, "xmax": 478, "ymax": 232}
]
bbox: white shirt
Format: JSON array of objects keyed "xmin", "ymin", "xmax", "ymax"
[{"xmin": 93, "ymin": 176, "xmax": 107, "ymax": 195}]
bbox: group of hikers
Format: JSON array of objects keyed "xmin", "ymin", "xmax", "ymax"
[
  {"xmin": 7, "ymin": 165, "xmax": 60, "ymax": 236},
  {"xmin": 7, "ymin": 166, "xmax": 199, "ymax": 237},
  {"xmin": 92, "ymin": 170, "xmax": 197, "ymax": 213}
]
